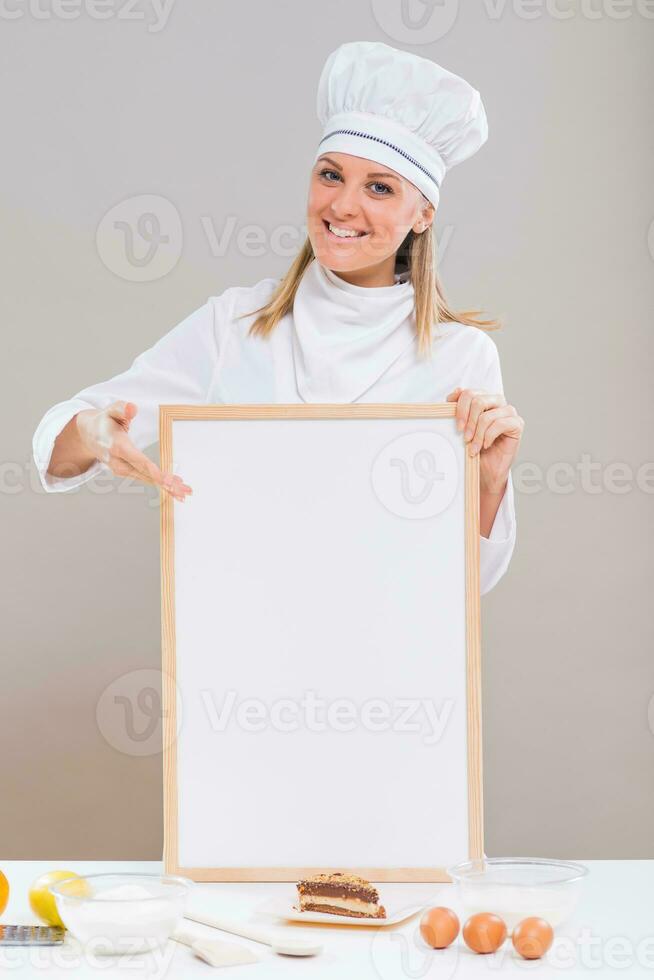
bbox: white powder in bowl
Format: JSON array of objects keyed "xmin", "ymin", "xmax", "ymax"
[
  {"xmin": 461, "ymin": 883, "xmax": 581, "ymax": 930},
  {"xmin": 56, "ymin": 883, "xmax": 184, "ymax": 954}
]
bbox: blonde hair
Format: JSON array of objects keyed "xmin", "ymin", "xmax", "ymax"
[{"xmin": 239, "ymin": 194, "xmax": 499, "ymax": 357}]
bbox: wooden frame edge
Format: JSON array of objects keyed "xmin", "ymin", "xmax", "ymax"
[
  {"xmin": 160, "ymin": 406, "xmax": 179, "ymax": 874},
  {"xmin": 465, "ymin": 449, "xmax": 484, "ymax": 861},
  {"xmin": 159, "ymin": 403, "xmax": 483, "ymax": 880}
]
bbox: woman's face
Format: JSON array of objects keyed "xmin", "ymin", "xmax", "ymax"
[{"xmin": 307, "ymin": 152, "xmax": 434, "ymax": 282}]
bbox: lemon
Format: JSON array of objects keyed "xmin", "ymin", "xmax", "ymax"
[{"xmin": 28, "ymin": 870, "xmax": 90, "ymax": 927}]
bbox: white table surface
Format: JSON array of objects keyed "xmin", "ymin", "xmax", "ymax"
[{"xmin": 0, "ymin": 860, "xmax": 652, "ymax": 978}]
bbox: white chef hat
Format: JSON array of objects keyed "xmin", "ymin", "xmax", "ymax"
[{"xmin": 313, "ymin": 40, "xmax": 488, "ymax": 209}]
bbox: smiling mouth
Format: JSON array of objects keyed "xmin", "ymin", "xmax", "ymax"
[{"xmin": 323, "ymin": 219, "xmax": 371, "ymax": 240}]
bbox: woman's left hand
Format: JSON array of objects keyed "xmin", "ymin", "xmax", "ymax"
[{"xmin": 446, "ymin": 388, "xmax": 525, "ymax": 492}]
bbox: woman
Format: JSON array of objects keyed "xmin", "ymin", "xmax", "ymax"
[{"xmin": 32, "ymin": 40, "xmax": 524, "ymax": 595}]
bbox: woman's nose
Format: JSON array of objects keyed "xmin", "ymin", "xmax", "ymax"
[{"xmin": 330, "ymin": 189, "xmax": 361, "ymax": 219}]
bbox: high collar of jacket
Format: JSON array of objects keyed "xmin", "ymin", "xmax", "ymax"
[{"xmin": 291, "ymin": 258, "xmax": 417, "ymax": 403}]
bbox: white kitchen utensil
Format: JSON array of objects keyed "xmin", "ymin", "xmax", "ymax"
[
  {"xmin": 172, "ymin": 928, "xmax": 260, "ymax": 968},
  {"xmin": 184, "ymin": 911, "xmax": 323, "ymax": 956}
]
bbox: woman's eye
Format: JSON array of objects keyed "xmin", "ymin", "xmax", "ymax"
[{"xmin": 316, "ymin": 170, "xmax": 391, "ymax": 196}]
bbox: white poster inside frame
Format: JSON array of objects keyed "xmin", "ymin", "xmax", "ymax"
[{"xmin": 160, "ymin": 404, "xmax": 482, "ymax": 882}]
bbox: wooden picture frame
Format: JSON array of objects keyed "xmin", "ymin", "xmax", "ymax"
[{"xmin": 160, "ymin": 404, "xmax": 482, "ymax": 882}]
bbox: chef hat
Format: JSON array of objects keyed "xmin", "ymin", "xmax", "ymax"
[{"xmin": 314, "ymin": 40, "xmax": 488, "ymax": 209}]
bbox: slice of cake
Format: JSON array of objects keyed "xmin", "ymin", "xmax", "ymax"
[{"xmin": 296, "ymin": 872, "xmax": 386, "ymax": 919}]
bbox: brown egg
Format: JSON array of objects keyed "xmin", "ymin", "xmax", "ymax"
[
  {"xmin": 419, "ymin": 906, "xmax": 460, "ymax": 949},
  {"xmin": 512, "ymin": 917, "xmax": 554, "ymax": 959},
  {"xmin": 462, "ymin": 912, "xmax": 508, "ymax": 954}
]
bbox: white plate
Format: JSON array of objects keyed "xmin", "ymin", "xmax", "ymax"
[{"xmin": 259, "ymin": 896, "xmax": 426, "ymax": 927}]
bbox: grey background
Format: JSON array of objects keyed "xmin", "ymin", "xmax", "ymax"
[{"xmin": 1, "ymin": 1, "xmax": 652, "ymax": 859}]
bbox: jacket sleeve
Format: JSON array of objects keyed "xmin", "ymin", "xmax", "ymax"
[
  {"xmin": 32, "ymin": 296, "xmax": 225, "ymax": 493},
  {"xmin": 478, "ymin": 338, "xmax": 518, "ymax": 596}
]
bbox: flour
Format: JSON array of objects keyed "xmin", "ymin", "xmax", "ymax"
[
  {"xmin": 461, "ymin": 884, "xmax": 578, "ymax": 930},
  {"xmin": 58, "ymin": 882, "xmax": 183, "ymax": 953}
]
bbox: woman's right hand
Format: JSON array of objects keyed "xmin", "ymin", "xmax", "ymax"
[{"xmin": 76, "ymin": 400, "xmax": 192, "ymax": 502}]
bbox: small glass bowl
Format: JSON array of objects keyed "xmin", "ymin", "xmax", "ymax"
[
  {"xmin": 446, "ymin": 857, "xmax": 588, "ymax": 930},
  {"xmin": 49, "ymin": 872, "xmax": 192, "ymax": 954}
]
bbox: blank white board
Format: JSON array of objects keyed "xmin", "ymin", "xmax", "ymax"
[{"xmin": 160, "ymin": 405, "xmax": 482, "ymax": 882}]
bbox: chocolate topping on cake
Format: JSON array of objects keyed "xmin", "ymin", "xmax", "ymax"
[{"xmin": 295, "ymin": 871, "xmax": 386, "ymax": 918}]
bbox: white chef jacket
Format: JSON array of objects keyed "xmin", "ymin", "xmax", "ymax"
[{"xmin": 32, "ymin": 258, "xmax": 517, "ymax": 595}]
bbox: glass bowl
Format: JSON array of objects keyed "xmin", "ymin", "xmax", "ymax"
[
  {"xmin": 49, "ymin": 872, "xmax": 192, "ymax": 954},
  {"xmin": 446, "ymin": 857, "xmax": 588, "ymax": 930}
]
